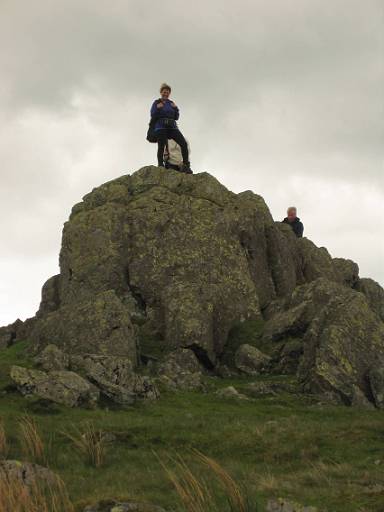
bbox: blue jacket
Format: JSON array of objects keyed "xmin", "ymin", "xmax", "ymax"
[{"xmin": 150, "ymin": 99, "xmax": 179, "ymax": 131}]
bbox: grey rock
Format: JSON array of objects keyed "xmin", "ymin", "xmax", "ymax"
[
  {"xmin": 34, "ymin": 344, "xmax": 69, "ymax": 371},
  {"xmin": 0, "ymin": 460, "xmax": 58, "ymax": 487},
  {"xmin": 215, "ymin": 386, "xmax": 249, "ymax": 400},
  {"xmin": 83, "ymin": 499, "xmax": 166, "ymax": 512},
  {"xmin": 157, "ymin": 348, "xmax": 203, "ymax": 390},
  {"xmin": 30, "ymin": 290, "xmax": 137, "ymax": 361},
  {"xmin": 73, "ymin": 354, "xmax": 159, "ymax": 404},
  {"xmin": 266, "ymin": 498, "xmax": 318, "ymax": 511},
  {"xmin": 10, "ymin": 366, "xmax": 99, "ymax": 408},
  {"xmin": 234, "ymin": 344, "xmax": 271, "ymax": 375},
  {"xmin": 369, "ymin": 367, "xmax": 384, "ymax": 409},
  {"xmin": 355, "ymin": 277, "xmax": 384, "ymax": 322}
]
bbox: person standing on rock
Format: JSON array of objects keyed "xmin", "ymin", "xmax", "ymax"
[
  {"xmin": 283, "ymin": 207, "xmax": 304, "ymax": 237},
  {"xmin": 150, "ymin": 83, "xmax": 192, "ymax": 173}
]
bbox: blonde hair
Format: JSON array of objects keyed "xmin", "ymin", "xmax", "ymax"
[{"xmin": 160, "ymin": 83, "xmax": 172, "ymax": 93}]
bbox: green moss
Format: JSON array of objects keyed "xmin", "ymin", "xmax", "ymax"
[{"xmin": 0, "ymin": 340, "xmax": 32, "ymax": 389}]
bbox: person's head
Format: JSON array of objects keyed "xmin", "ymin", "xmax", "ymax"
[
  {"xmin": 160, "ymin": 83, "xmax": 171, "ymax": 100},
  {"xmin": 287, "ymin": 206, "xmax": 297, "ymax": 222}
]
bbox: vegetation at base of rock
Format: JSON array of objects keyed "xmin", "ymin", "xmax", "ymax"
[{"xmin": 0, "ymin": 372, "xmax": 383, "ymax": 511}]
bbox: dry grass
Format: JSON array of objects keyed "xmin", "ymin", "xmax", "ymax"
[
  {"xmin": 0, "ymin": 473, "xmax": 74, "ymax": 512},
  {"xmin": 0, "ymin": 420, "xmax": 8, "ymax": 459},
  {"xmin": 159, "ymin": 450, "xmax": 253, "ymax": 512},
  {"xmin": 254, "ymin": 470, "xmax": 280, "ymax": 493},
  {"xmin": 195, "ymin": 450, "xmax": 249, "ymax": 512},
  {"xmin": 62, "ymin": 422, "xmax": 106, "ymax": 468},
  {"xmin": 18, "ymin": 415, "xmax": 45, "ymax": 465}
]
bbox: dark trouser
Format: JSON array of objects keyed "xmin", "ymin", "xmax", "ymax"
[{"xmin": 156, "ymin": 129, "xmax": 189, "ymax": 167}]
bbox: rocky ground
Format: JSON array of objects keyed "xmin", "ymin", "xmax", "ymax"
[{"xmin": 1, "ymin": 166, "xmax": 384, "ymax": 510}]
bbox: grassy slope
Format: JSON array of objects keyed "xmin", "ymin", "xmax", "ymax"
[{"xmin": 1, "ymin": 342, "xmax": 384, "ymax": 511}]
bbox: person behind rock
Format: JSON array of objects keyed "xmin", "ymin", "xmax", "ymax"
[
  {"xmin": 164, "ymin": 139, "xmax": 191, "ymax": 172},
  {"xmin": 282, "ymin": 206, "xmax": 304, "ymax": 237},
  {"xmin": 150, "ymin": 83, "xmax": 192, "ymax": 174}
]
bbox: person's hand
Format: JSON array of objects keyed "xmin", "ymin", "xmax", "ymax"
[
  {"xmin": 157, "ymin": 102, "xmax": 164, "ymax": 108},
  {"xmin": 170, "ymin": 101, "xmax": 177, "ymax": 108}
]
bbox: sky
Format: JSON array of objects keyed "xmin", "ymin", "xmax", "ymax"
[{"xmin": 0, "ymin": 0, "xmax": 383, "ymax": 326}]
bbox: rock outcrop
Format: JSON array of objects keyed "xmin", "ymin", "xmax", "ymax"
[{"xmin": 2, "ymin": 166, "xmax": 383, "ymax": 408}]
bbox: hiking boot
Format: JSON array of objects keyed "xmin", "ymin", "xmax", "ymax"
[{"xmin": 180, "ymin": 163, "xmax": 193, "ymax": 174}]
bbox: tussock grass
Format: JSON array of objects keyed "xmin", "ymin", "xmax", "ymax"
[
  {"xmin": 0, "ymin": 473, "xmax": 74, "ymax": 512},
  {"xmin": 159, "ymin": 450, "xmax": 254, "ymax": 512},
  {"xmin": 18, "ymin": 415, "xmax": 45, "ymax": 465},
  {"xmin": 62, "ymin": 422, "xmax": 106, "ymax": 468}
]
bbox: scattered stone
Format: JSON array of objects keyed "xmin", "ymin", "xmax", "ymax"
[
  {"xmin": 266, "ymin": 498, "xmax": 318, "ymax": 512},
  {"xmin": 83, "ymin": 498, "xmax": 166, "ymax": 512},
  {"xmin": 243, "ymin": 381, "xmax": 297, "ymax": 398},
  {"xmin": 215, "ymin": 386, "xmax": 249, "ymax": 400},
  {"xmin": 234, "ymin": 344, "xmax": 271, "ymax": 375}
]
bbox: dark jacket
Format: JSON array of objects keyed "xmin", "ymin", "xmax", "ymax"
[
  {"xmin": 283, "ymin": 217, "xmax": 304, "ymax": 238},
  {"xmin": 150, "ymin": 99, "xmax": 179, "ymax": 131}
]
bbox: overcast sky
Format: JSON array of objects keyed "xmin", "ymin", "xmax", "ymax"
[{"xmin": 0, "ymin": 0, "xmax": 383, "ymax": 326}]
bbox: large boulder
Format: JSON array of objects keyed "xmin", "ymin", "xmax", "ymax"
[
  {"xmin": 50, "ymin": 166, "xmax": 368, "ymax": 364},
  {"xmin": 263, "ymin": 278, "xmax": 384, "ymax": 406}
]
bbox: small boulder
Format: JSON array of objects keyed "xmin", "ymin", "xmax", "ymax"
[
  {"xmin": 0, "ymin": 460, "xmax": 58, "ymax": 487},
  {"xmin": 244, "ymin": 381, "xmax": 298, "ymax": 398},
  {"xmin": 157, "ymin": 348, "xmax": 204, "ymax": 390},
  {"xmin": 83, "ymin": 499, "xmax": 166, "ymax": 511},
  {"xmin": 234, "ymin": 344, "xmax": 271, "ymax": 375},
  {"xmin": 73, "ymin": 355, "xmax": 159, "ymax": 404},
  {"xmin": 215, "ymin": 386, "xmax": 249, "ymax": 400},
  {"xmin": 10, "ymin": 366, "xmax": 99, "ymax": 408},
  {"xmin": 266, "ymin": 498, "xmax": 318, "ymax": 511}
]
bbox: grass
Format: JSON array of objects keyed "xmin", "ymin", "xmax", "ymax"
[
  {"xmin": 18, "ymin": 415, "xmax": 46, "ymax": 465},
  {"xmin": 62, "ymin": 422, "xmax": 106, "ymax": 468},
  {"xmin": 0, "ymin": 342, "xmax": 384, "ymax": 511},
  {"xmin": 159, "ymin": 450, "xmax": 253, "ymax": 512}
]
